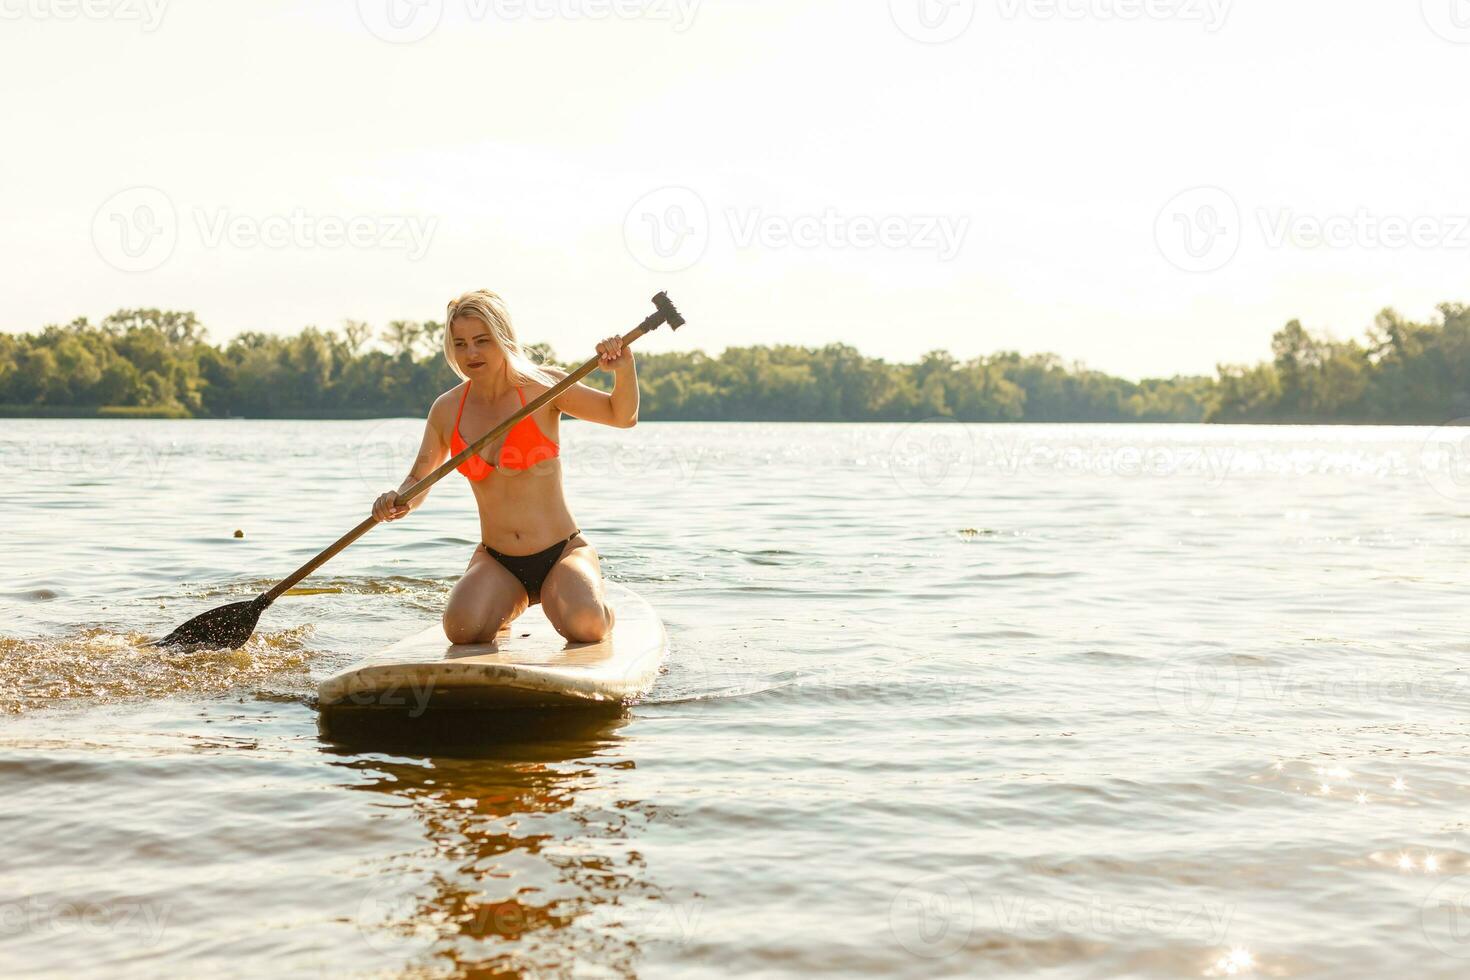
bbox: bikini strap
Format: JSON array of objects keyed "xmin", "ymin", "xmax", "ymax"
[
  {"xmin": 516, "ymin": 386, "xmax": 526, "ymax": 407},
  {"xmin": 454, "ymin": 381, "xmax": 470, "ymax": 429}
]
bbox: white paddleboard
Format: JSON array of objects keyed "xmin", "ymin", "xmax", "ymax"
[{"xmin": 318, "ymin": 581, "xmax": 666, "ymax": 710}]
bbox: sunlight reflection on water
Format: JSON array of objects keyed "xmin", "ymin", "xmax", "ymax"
[{"xmin": 2, "ymin": 420, "xmax": 1469, "ymax": 977}]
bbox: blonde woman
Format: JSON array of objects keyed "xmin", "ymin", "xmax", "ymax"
[{"xmin": 372, "ymin": 289, "xmax": 636, "ymax": 644}]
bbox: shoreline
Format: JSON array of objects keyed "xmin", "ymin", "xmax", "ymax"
[{"xmin": 0, "ymin": 407, "xmax": 1457, "ymax": 427}]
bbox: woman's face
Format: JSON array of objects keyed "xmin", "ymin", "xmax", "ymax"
[{"xmin": 450, "ymin": 316, "xmax": 505, "ymax": 378}]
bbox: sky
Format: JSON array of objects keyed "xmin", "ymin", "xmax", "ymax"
[{"xmin": 3, "ymin": 0, "xmax": 1469, "ymax": 380}]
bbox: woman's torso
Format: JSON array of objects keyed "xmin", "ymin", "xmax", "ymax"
[{"xmin": 443, "ymin": 380, "xmax": 575, "ymax": 554}]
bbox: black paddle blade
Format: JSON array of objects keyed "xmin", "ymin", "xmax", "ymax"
[{"xmin": 149, "ymin": 595, "xmax": 270, "ymax": 651}]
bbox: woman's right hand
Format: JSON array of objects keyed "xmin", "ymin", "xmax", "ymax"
[{"xmin": 372, "ymin": 490, "xmax": 410, "ymax": 523}]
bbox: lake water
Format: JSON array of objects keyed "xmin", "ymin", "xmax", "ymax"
[{"xmin": 3, "ymin": 417, "xmax": 1470, "ymax": 978}]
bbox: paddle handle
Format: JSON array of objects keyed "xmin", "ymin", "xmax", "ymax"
[
  {"xmin": 262, "ymin": 514, "xmax": 380, "ymax": 604},
  {"xmin": 259, "ymin": 296, "xmax": 680, "ymax": 605},
  {"xmin": 395, "ymin": 328, "xmax": 640, "ymax": 508}
]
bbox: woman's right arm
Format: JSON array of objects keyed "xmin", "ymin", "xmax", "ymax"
[{"xmin": 372, "ymin": 402, "xmax": 449, "ymax": 523}]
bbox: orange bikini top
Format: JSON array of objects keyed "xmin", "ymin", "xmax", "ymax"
[{"xmin": 450, "ymin": 382, "xmax": 560, "ymax": 482}]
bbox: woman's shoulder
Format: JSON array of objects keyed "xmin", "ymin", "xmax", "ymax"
[
  {"xmin": 427, "ymin": 381, "xmax": 468, "ymax": 426},
  {"xmin": 521, "ymin": 368, "xmax": 567, "ymax": 398},
  {"xmin": 434, "ymin": 380, "xmax": 469, "ymax": 405}
]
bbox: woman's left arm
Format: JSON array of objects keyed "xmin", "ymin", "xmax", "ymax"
[{"xmin": 550, "ymin": 336, "xmax": 639, "ymax": 428}]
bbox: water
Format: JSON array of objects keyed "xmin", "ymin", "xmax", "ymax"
[{"xmin": 3, "ymin": 418, "xmax": 1470, "ymax": 978}]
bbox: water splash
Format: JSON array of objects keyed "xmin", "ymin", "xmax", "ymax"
[{"xmin": 0, "ymin": 625, "xmax": 317, "ymax": 713}]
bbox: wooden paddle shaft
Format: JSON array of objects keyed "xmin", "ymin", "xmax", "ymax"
[{"xmin": 260, "ymin": 308, "xmax": 670, "ymax": 605}]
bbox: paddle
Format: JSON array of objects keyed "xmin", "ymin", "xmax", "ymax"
[{"xmin": 149, "ymin": 292, "xmax": 685, "ymax": 650}]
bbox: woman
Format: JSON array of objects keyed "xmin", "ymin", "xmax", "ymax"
[{"xmin": 371, "ymin": 289, "xmax": 637, "ymax": 645}]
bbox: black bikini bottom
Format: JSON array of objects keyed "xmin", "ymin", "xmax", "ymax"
[{"xmin": 483, "ymin": 529, "xmax": 580, "ymax": 604}]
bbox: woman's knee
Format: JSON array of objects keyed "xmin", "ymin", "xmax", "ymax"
[
  {"xmin": 556, "ymin": 600, "xmax": 612, "ymax": 643},
  {"xmin": 443, "ymin": 560, "xmax": 526, "ymax": 644},
  {"xmin": 442, "ymin": 616, "xmax": 481, "ymax": 645},
  {"xmin": 442, "ymin": 606, "xmax": 511, "ymax": 645}
]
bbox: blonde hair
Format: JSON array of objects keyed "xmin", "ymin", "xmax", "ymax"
[{"xmin": 443, "ymin": 289, "xmax": 558, "ymax": 388}]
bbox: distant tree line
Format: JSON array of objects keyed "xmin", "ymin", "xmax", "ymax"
[
  {"xmin": 1, "ymin": 304, "xmax": 1467, "ymax": 423},
  {"xmin": 1210, "ymin": 303, "xmax": 1470, "ymax": 423}
]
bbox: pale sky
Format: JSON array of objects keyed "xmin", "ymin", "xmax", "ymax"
[{"xmin": 3, "ymin": 0, "xmax": 1468, "ymax": 379}]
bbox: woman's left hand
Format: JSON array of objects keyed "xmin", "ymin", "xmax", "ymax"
[{"xmin": 597, "ymin": 335, "xmax": 631, "ymax": 371}]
